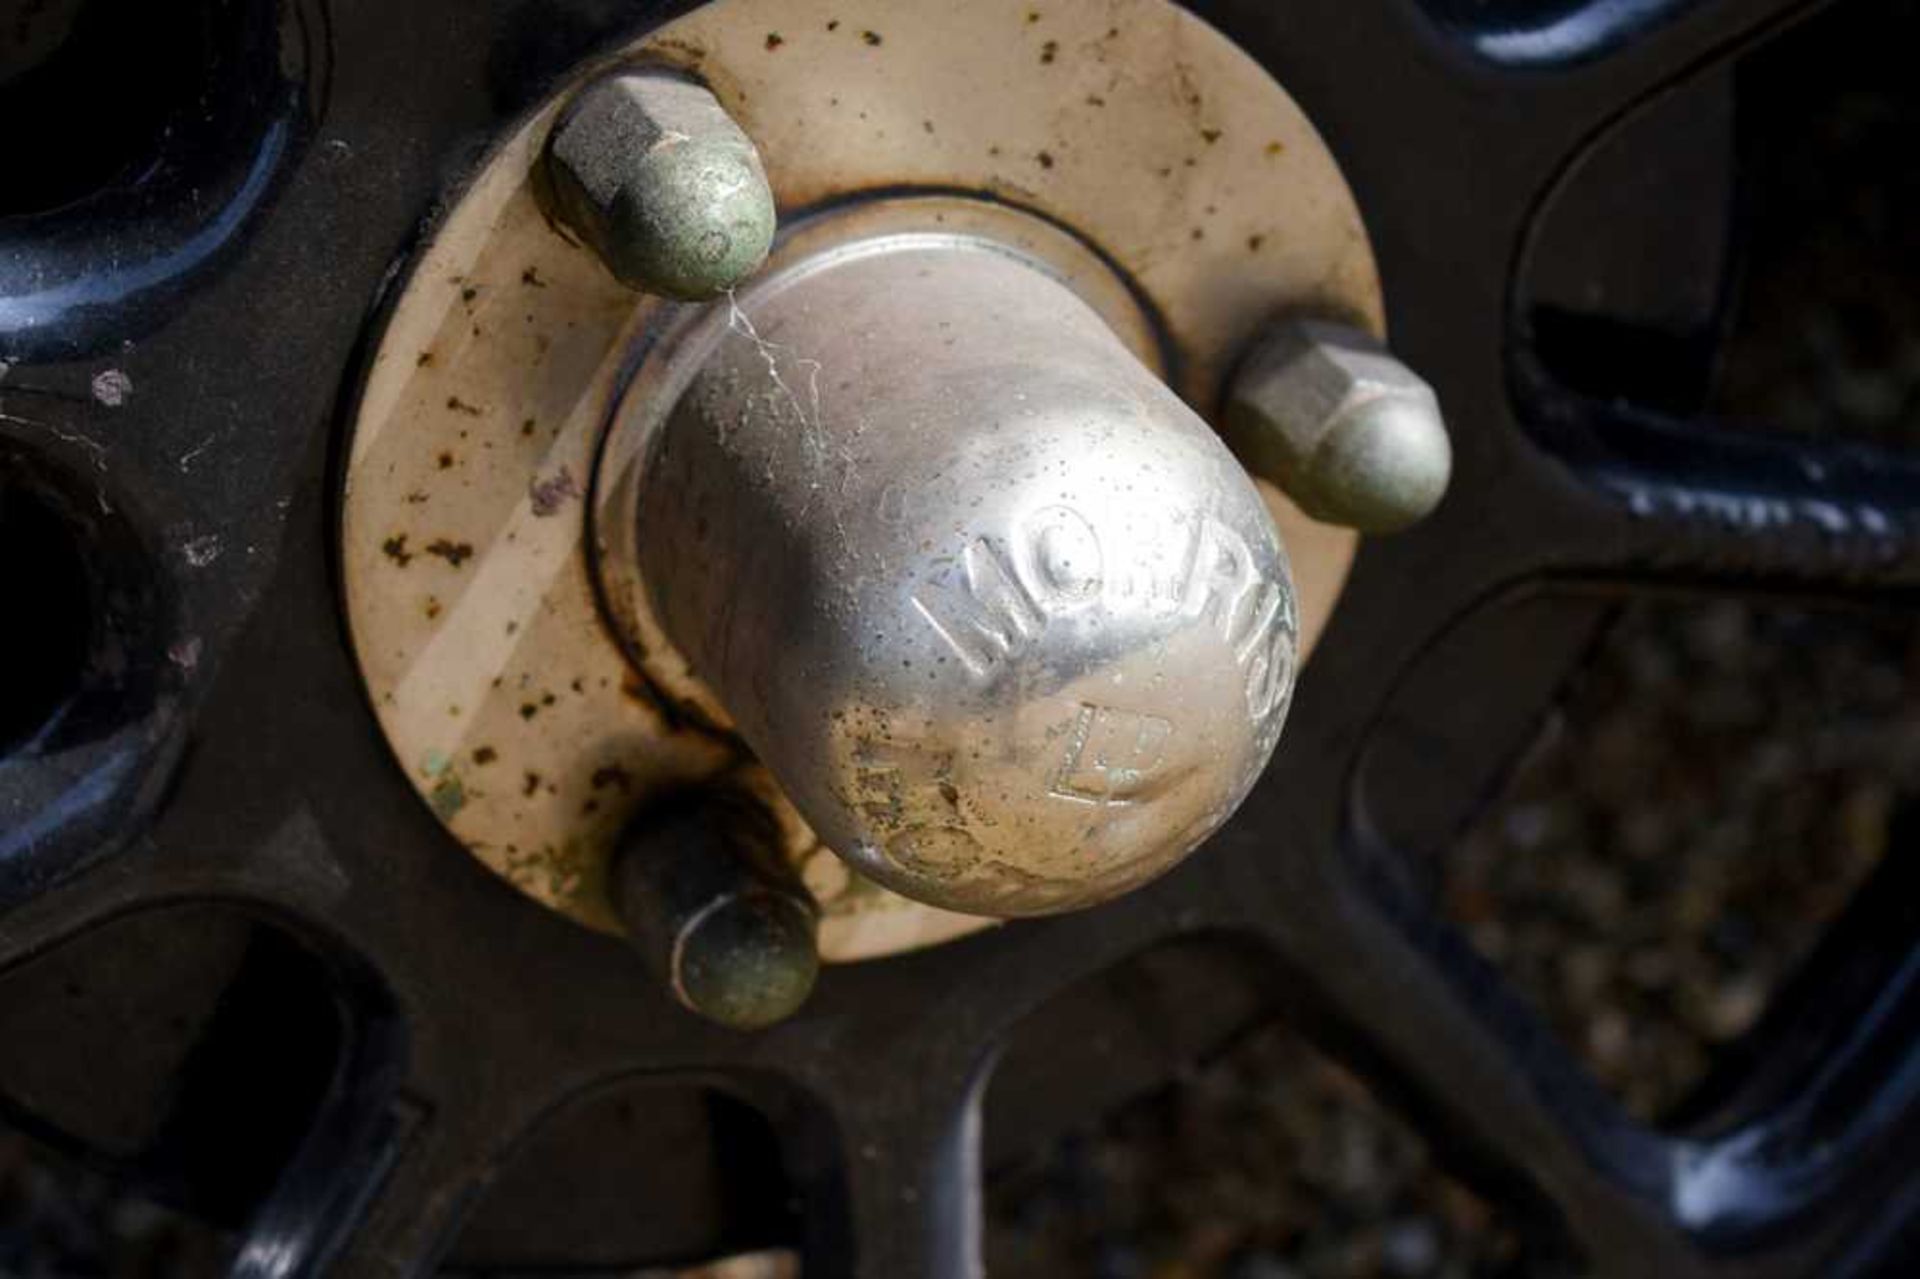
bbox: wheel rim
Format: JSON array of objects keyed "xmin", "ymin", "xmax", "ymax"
[{"xmin": 9, "ymin": 1, "xmax": 1916, "ymax": 1275}]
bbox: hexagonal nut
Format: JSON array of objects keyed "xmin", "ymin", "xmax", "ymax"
[
  {"xmin": 544, "ymin": 70, "xmax": 776, "ymax": 301},
  {"xmin": 1225, "ymin": 319, "xmax": 1451, "ymax": 533}
]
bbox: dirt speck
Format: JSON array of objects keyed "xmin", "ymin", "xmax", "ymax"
[
  {"xmin": 530, "ymin": 466, "xmax": 582, "ymax": 516},
  {"xmin": 861, "ymin": 29, "xmax": 882, "ymax": 45},
  {"xmin": 425, "ymin": 538, "xmax": 474, "ymax": 567},
  {"xmin": 181, "ymin": 535, "xmax": 221, "ymax": 569},
  {"xmin": 382, "ymin": 534, "xmax": 413, "ymax": 566},
  {"xmin": 446, "ymin": 395, "xmax": 483, "ymax": 417},
  {"xmin": 473, "ymin": 746, "xmax": 498, "ymax": 765},
  {"xmin": 1040, "ymin": 39, "xmax": 1058, "ymax": 64},
  {"xmin": 430, "ymin": 775, "xmax": 466, "ymax": 819},
  {"xmin": 765, "ymin": 31, "xmax": 783, "ymax": 49},
  {"xmin": 90, "ymin": 369, "xmax": 133, "ymax": 407},
  {"xmin": 591, "ymin": 765, "xmax": 633, "ymax": 792}
]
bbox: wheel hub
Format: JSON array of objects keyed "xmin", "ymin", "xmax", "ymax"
[{"xmin": 340, "ymin": 0, "xmax": 1397, "ymax": 975}]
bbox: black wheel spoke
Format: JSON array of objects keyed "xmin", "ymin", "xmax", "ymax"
[
  {"xmin": 801, "ymin": 1058, "xmax": 991, "ymax": 1279},
  {"xmin": 1660, "ymin": 819, "xmax": 1920, "ymax": 1272},
  {"xmin": 1202, "ymin": 791, "xmax": 1698, "ymax": 1273},
  {"xmin": 775, "ymin": 889, "xmax": 1217, "ymax": 1278},
  {"xmin": 1685, "ymin": 951, "xmax": 1920, "ymax": 1269},
  {"xmin": 0, "ymin": 847, "xmax": 274, "ymax": 977},
  {"xmin": 1252, "ymin": 829, "xmax": 1920, "ymax": 1277},
  {"xmin": 257, "ymin": 1094, "xmax": 502, "ymax": 1279},
  {"xmin": 1444, "ymin": 0, "xmax": 1829, "ymax": 106},
  {"xmin": 227, "ymin": 1031, "xmax": 414, "ymax": 1279},
  {"xmin": 1519, "ymin": 383, "xmax": 1920, "ymax": 599}
]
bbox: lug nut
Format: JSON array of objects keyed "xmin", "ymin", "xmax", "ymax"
[
  {"xmin": 612, "ymin": 790, "xmax": 820, "ymax": 1030},
  {"xmin": 1224, "ymin": 319, "xmax": 1452, "ymax": 534},
  {"xmin": 543, "ymin": 69, "xmax": 776, "ymax": 300}
]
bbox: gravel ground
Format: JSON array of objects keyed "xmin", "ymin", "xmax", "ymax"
[
  {"xmin": 1447, "ymin": 600, "xmax": 1914, "ymax": 1124},
  {"xmin": 987, "ymin": 1033, "xmax": 1522, "ymax": 1279}
]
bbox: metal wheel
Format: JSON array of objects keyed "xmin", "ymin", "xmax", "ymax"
[{"xmin": 3, "ymin": 0, "xmax": 1913, "ymax": 1276}]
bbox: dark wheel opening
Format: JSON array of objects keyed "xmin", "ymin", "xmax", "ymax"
[
  {"xmin": 0, "ymin": 447, "xmax": 95, "ymax": 754},
  {"xmin": 0, "ymin": 0, "xmax": 246, "ymax": 217}
]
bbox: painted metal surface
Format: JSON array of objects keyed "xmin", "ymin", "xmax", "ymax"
[{"xmin": 11, "ymin": 0, "xmax": 1916, "ymax": 1276}]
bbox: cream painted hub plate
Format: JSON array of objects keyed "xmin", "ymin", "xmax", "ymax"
[{"xmin": 341, "ymin": 0, "xmax": 1382, "ymax": 961}]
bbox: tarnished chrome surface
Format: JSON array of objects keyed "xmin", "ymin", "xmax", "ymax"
[
  {"xmin": 608, "ymin": 233, "xmax": 1297, "ymax": 916},
  {"xmin": 1226, "ymin": 319, "xmax": 1452, "ymax": 533}
]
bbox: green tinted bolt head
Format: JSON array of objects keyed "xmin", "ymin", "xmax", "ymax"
[
  {"xmin": 545, "ymin": 70, "xmax": 776, "ymax": 301},
  {"xmin": 613, "ymin": 789, "xmax": 820, "ymax": 1031},
  {"xmin": 671, "ymin": 890, "xmax": 820, "ymax": 1031},
  {"xmin": 1225, "ymin": 319, "xmax": 1452, "ymax": 534}
]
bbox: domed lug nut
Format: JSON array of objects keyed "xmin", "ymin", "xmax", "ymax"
[
  {"xmin": 1223, "ymin": 319, "xmax": 1452, "ymax": 534},
  {"xmin": 543, "ymin": 69, "xmax": 776, "ymax": 301},
  {"xmin": 612, "ymin": 790, "xmax": 820, "ymax": 1030},
  {"xmin": 623, "ymin": 237, "xmax": 1299, "ymax": 918}
]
